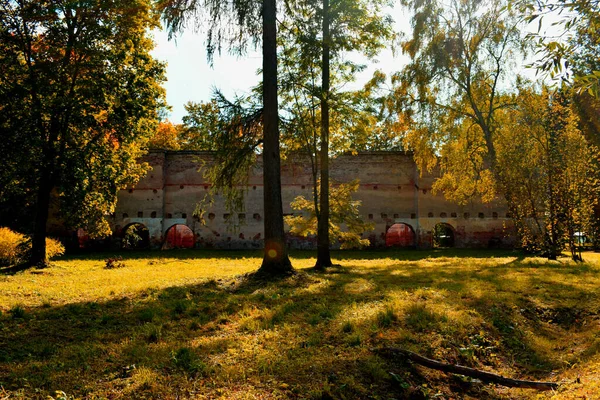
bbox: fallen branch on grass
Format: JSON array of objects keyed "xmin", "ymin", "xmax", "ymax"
[{"xmin": 374, "ymin": 347, "xmax": 558, "ymax": 391}]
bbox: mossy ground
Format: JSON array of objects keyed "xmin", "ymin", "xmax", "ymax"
[{"xmin": 1, "ymin": 249, "xmax": 599, "ymax": 399}]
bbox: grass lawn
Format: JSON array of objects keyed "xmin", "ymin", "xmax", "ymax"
[{"xmin": 1, "ymin": 249, "xmax": 599, "ymax": 399}]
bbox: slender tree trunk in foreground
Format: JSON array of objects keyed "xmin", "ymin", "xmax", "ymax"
[
  {"xmin": 315, "ymin": 0, "xmax": 333, "ymax": 270},
  {"xmin": 258, "ymin": 0, "xmax": 294, "ymax": 276},
  {"xmin": 30, "ymin": 169, "xmax": 52, "ymax": 268}
]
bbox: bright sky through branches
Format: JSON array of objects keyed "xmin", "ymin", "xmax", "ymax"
[
  {"xmin": 150, "ymin": 5, "xmax": 545, "ymax": 124},
  {"xmin": 150, "ymin": 6, "xmax": 411, "ymax": 124},
  {"xmin": 151, "ymin": 29, "xmax": 262, "ymax": 123}
]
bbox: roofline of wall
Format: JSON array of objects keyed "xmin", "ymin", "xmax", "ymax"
[
  {"xmin": 147, "ymin": 149, "xmax": 216, "ymax": 155},
  {"xmin": 147, "ymin": 149, "xmax": 415, "ymax": 157}
]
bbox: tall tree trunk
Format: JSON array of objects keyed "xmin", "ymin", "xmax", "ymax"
[
  {"xmin": 258, "ymin": 0, "xmax": 294, "ymax": 276},
  {"xmin": 315, "ymin": 0, "xmax": 332, "ymax": 269},
  {"xmin": 30, "ymin": 168, "xmax": 53, "ymax": 268}
]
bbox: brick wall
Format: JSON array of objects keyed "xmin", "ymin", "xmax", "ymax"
[{"xmin": 111, "ymin": 151, "xmax": 515, "ymax": 249}]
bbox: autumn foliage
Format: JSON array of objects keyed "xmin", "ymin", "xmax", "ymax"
[{"xmin": 0, "ymin": 227, "xmax": 64, "ymax": 267}]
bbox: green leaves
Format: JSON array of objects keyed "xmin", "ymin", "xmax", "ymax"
[
  {"xmin": 285, "ymin": 180, "xmax": 374, "ymax": 249},
  {"xmin": 518, "ymin": 0, "xmax": 600, "ymax": 95},
  {"xmin": 158, "ymin": 0, "xmax": 262, "ymax": 62},
  {"xmin": 0, "ymin": 0, "xmax": 166, "ymax": 237},
  {"xmin": 278, "ymin": 0, "xmax": 396, "ymax": 155},
  {"xmin": 192, "ymin": 92, "xmax": 264, "ymax": 222}
]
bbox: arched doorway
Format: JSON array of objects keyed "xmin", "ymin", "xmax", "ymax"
[
  {"xmin": 433, "ymin": 223, "xmax": 455, "ymax": 248},
  {"xmin": 386, "ymin": 223, "xmax": 416, "ymax": 247},
  {"xmin": 164, "ymin": 224, "xmax": 195, "ymax": 249},
  {"xmin": 122, "ymin": 223, "xmax": 150, "ymax": 250}
]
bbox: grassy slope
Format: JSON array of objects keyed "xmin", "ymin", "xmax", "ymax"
[{"xmin": 0, "ymin": 249, "xmax": 599, "ymax": 399}]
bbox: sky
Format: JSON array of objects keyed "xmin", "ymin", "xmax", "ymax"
[
  {"xmin": 150, "ymin": 8, "xmax": 411, "ymax": 124},
  {"xmin": 151, "ymin": 29, "xmax": 263, "ymax": 123}
]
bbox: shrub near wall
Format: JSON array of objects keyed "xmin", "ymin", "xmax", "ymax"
[
  {"xmin": 0, "ymin": 227, "xmax": 65, "ymax": 267},
  {"xmin": 0, "ymin": 227, "xmax": 24, "ymax": 266}
]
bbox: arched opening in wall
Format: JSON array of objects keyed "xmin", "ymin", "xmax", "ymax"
[
  {"xmin": 433, "ymin": 223, "xmax": 455, "ymax": 248},
  {"xmin": 76, "ymin": 228, "xmax": 90, "ymax": 249},
  {"xmin": 385, "ymin": 223, "xmax": 416, "ymax": 248},
  {"xmin": 164, "ymin": 224, "xmax": 195, "ymax": 249},
  {"xmin": 122, "ymin": 223, "xmax": 150, "ymax": 250}
]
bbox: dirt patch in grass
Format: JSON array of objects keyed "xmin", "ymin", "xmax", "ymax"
[{"xmin": 0, "ymin": 249, "xmax": 599, "ymax": 399}]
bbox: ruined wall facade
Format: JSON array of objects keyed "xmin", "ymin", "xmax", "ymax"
[{"xmin": 112, "ymin": 151, "xmax": 515, "ymax": 249}]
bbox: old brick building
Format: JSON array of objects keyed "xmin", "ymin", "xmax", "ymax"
[{"xmin": 112, "ymin": 151, "xmax": 515, "ymax": 249}]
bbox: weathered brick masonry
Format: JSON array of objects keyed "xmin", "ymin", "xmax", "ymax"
[{"xmin": 112, "ymin": 151, "xmax": 515, "ymax": 249}]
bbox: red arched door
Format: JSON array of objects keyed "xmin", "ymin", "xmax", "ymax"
[
  {"xmin": 386, "ymin": 224, "xmax": 415, "ymax": 247},
  {"xmin": 165, "ymin": 224, "xmax": 195, "ymax": 249}
]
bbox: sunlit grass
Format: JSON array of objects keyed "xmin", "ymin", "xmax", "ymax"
[
  {"xmin": 0, "ymin": 249, "xmax": 599, "ymax": 399},
  {"xmin": 0, "ymin": 250, "xmax": 316, "ymax": 309}
]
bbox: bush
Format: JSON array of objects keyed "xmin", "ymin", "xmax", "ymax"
[
  {"xmin": 0, "ymin": 227, "xmax": 65, "ymax": 267},
  {"xmin": 0, "ymin": 227, "xmax": 25, "ymax": 266},
  {"xmin": 45, "ymin": 237, "xmax": 65, "ymax": 260}
]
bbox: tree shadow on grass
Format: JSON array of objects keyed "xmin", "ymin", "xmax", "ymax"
[
  {"xmin": 50, "ymin": 247, "xmax": 525, "ymax": 264},
  {"xmin": 0, "ymin": 256, "xmax": 597, "ymax": 399},
  {"xmin": 331, "ymin": 248, "xmax": 522, "ymax": 261}
]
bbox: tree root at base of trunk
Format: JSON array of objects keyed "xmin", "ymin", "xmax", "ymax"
[{"xmin": 374, "ymin": 347, "xmax": 559, "ymax": 391}]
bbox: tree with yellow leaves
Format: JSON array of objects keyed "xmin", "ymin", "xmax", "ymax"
[{"xmin": 496, "ymin": 88, "xmax": 599, "ymax": 260}]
